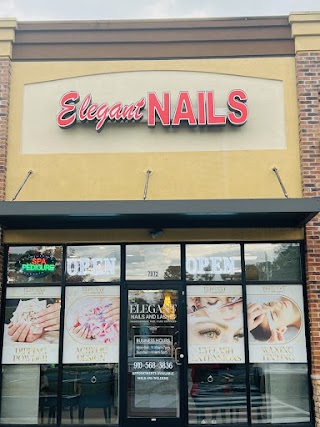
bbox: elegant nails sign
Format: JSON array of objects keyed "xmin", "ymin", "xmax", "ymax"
[{"xmin": 57, "ymin": 90, "xmax": 248, "ymax": 132}]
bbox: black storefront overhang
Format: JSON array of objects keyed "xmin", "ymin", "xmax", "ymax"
[{"xmin": 0, "ymin": 198, "xmax": 318, "ymax": 230}]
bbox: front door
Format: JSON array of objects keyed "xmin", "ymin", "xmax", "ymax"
[{"xmin": 123, "ymin": 286, "xmax": 186, "ymax": 427}]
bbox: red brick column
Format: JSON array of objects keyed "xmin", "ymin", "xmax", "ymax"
[
  {"xmin": 0, "ymin": 56, "xmax": 11, "ymax": 290},
  {"xmin": 0, "ymin": 57, "xmax": 10, "ymax": 200},
  {"xmin": 296, "ymin": 50, "xmax": 320, "ymax": 425}
]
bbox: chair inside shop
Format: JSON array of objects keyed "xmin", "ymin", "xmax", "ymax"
[
  {"xmin": 39, "ymin": 367, "xmax": 79, "ymax": 424},
  {"xmin": 78, "ymin": 367, "xmax": 115, "ymax": 423}
]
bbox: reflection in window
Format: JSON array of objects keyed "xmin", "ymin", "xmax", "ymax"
[
  {"xmin": 1, "ymin": 364, "xmax": 58, "ymax": 424},
  {"xmin": 7, "ymin": 246, "xmax": 63, "ymax": 285},
  {"xmin": 245, "ymin": 243, "xmax": 301, "ymax": 281},
  {"xmin": 250, "ymin": 364, "xmax": 310, "ymax": 423},
  {"xmin": 126, "ymin": 245, "xmax": 181, "ymax": 280},
  {"xmin": 186, "ymin": 244, "xmax": 241, "ymax": 282},
  {"xmin": 188, "ymin": 364, "xmax": 247, "ymax": 424},
  {"xmin": 61, "ymin": 364, "xmax": 118, "ymax": 425},
  {"xmin": 66, "ymin": 245, "xmax": 121, "ymax": 283}
]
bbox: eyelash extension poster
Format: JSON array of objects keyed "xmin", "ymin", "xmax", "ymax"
[
  {"xmin": 2, "ymin": 287, "xmax": 61, "ymax": 364},
  {"xmin": 247, "ymin": 285, "xmax": 307, "ymax": 363},
  {"xmin": 187, "ymin": 285, "xmax": 245, "ymax": 364},
  {"xmin": 63, "ymin": 286, "xmax": 120, "ymax": 364}
]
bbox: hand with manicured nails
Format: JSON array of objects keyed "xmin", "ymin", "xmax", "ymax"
[
  {"xmin": 8, "ymin": 302, "xmax": 61, "ymax": 343},
  {"xmin": 247, "ymin": 302, "xmax": 264, "ymax": 331},
  {"xmin": 8, "ymin": 322, "xmax": 43, "ymax": 343},
  {"xmin": 102, "ymin": 299, "xmax": 120, "ymax": 323},
  {"xmin": 35, "ymin": 303, "xmax": 61, "ymax": 332},
  {"xmin": 72, "ymin": 299, "xmax": 120, "ymax": 341}
]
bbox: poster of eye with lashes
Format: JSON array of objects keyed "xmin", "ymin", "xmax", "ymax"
[
  {"xmin": 187, "ymin": 285, "xmax": 245, "ymax": 364},
  {"xmin": 247, "ymin": 285, "xmax": 307, "ymax": 363}
]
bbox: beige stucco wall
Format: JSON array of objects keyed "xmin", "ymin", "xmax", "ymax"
[
  {"xmin": 6, "ymin": 57, "xmax": 301, "ymax": 201},
  {"xmin": 3, "ymin": 227, "xmax": 304, "ymax": 244}
]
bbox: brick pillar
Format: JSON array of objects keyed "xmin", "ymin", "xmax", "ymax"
[
  {"xmin": 290, "ymin": 13, "xmax": 320, "ymax": 426},
  {"xmin": 0, "ymin": 20, "xmax": 16, "ymax": 293},
  {"xmin": 0, "ymin": 57, "xmax": 10, "ymax": 199}
]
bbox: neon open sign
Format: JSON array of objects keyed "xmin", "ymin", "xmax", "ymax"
[{"xmin": 57, "ymin": 90, "xmax": 248, "ymax": 132}]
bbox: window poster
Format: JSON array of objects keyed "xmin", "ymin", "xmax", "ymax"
[
  {"xmin": 2, "ymin": 287, "xmax": 61, "ymax": 364},
  {"xmin": 247, "ymin": 285, "xmax": 307, "ymax": 363},
  {"xmin": 63, "ymin": 286, "xmax": 119, "ymax": 364},
  {"xmin": 187, "ymin": 285, "xmax": 245, "ymax": 364}
]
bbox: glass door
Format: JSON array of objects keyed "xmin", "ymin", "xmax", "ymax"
[{"xmin": 123, "ymin": 286, "xmax": 186, "ymax": 427}]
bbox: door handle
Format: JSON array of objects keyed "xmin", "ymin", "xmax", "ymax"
[{"xmin": 174, "ymin": 347, "xmax": 184, "ymax": 365}]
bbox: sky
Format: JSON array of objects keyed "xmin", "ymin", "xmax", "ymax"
[{"xmin": 0, "ymin": 0, "xmax": 319, "ymax": 21}]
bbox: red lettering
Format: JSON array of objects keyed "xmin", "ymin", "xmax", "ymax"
[
  {"xmin": 148, "ymin": 92, "xmax": 170, "ymax": 126},
  {"xmin": 206, "ymin": 91, "xmax": 227, "ymax": 126},
  {"xmin": 172, "ymin": 92, "xmax": 197, "ymax": 126},
  {"xmin": 95, "ymin": 103, "xmax": 109, "ymax": 131},
  {"xmin": 57, "ymin": 91, "xmax": 79, "ymax": 128},
  {"xmin": 57, "ymin": 89, "xmax": 248, "ymax": 131},
  {"xmin": 227, "ymin": 89, "xmax": 248, "ymax": 126},
  {"xmin": 86, "ymin": 104, "xmax": 98, "ymax": 121},
  {"xmin": 133, "ymin": 98, "xmax": 146, "ymax": 120},
  {"xmin": 197, "ymin": 91, "xmax": 206, "ymax": 125},
  {"xmin": 118, "ymin": 104, "xmax": 135, "ymax": 120},
  {"xmin": 109, "ymin": 103, "xmax": 123, "ymax": 121},
  {"xmin": 79, "ymin": 94, "xmax": 92, "ymax": 122}
]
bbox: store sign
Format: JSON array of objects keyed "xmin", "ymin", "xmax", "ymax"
[
  {"xmin": 57, "ymin": 90, "xmax": 248, "ymax": 132},
  {"xmin": 15, "ymin": 253, "xmax": 57, "ymax": 278}
]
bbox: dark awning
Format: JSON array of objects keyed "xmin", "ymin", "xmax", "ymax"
[{"xmin": 0, "ymin": 198, "xmax": 318, "ymax": 230}]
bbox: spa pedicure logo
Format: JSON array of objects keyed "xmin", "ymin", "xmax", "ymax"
[{"xmin": 15, "ymin": 252, "xmax": 57, "ymax": 278}]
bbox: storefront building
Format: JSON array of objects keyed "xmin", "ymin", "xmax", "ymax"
[{"xmin": 0, "ymin": 12, "xmax": 319, "ymax": 427}]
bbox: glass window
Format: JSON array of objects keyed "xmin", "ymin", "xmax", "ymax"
[
  {"xmin": 188, "ymin": 364, "xmax": 247, "ymax": 424},
  {"xmin": 245, "ymin": 243, "xmax": 301, "ymax": 281},
  {"xmin": 61, "ymin": 364, "xmax": 118, "ymax": 425},
  {"xmin": 126, "ymin": 244, "xmax": 181, "ymax": 280},
  {"xmin": 247, "ymin": 285, "xmax": 307, "ymax": 363},
  {"xmin": 7, "ymin": 246, "xmax": 62, "ymax": 284},
  {"xmin": 187, "ymin": 285, "xmax": 245, "ymax": 363},
  {"xmin": 66, "ymin": 245, "xmax": 121, "ymax": 283},
  {"xmin": 2, "ymin": 287, "xmax": 61, "ymax": 365},
  {"xmin": 186, "ymin": 244, "xmax": 241, "ymax": 282},
  {"xmin": 1, "ymin": 364, "xmax": 58, "ymax": 424},
  {"xmin": 63, "ymin": 286, "xmax": 119, "ymax": 364},
  {"xmin": 250, "ymin": 364, "xmax": 310, "ymax": 423}
]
